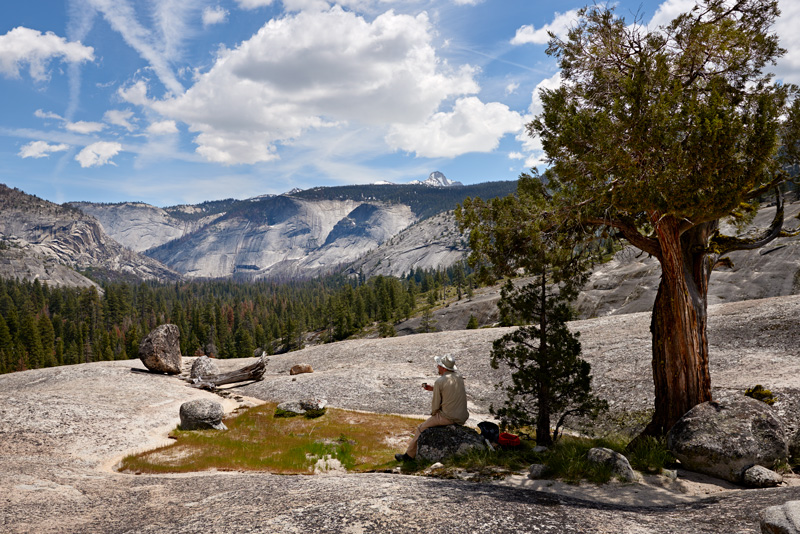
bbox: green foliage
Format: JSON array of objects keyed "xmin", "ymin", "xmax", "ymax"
[
  {"xmin": 745, "ymin": 384, "xmax": 777, "ymax": 405},
  {"xmin": 466, "ymin": 315, "xmax": 479, "ymax": 329},
  {"xmin": 490, "ymin": 282, "xmax": 608, "ymax": 447}
]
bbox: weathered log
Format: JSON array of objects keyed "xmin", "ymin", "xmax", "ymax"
[{"xmin": 189, "ymin": 354, "xmax": 268, "ymax": 389}]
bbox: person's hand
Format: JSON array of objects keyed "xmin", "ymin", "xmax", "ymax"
[{"xmin": 422, "ymin": 383, "xmax": 433, "ymax": 391}]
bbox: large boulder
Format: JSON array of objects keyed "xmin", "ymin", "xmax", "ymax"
[
  {"xmin": 190, "ymin": 356, "xmax": 219, "ymax": 379},
  {"xmin": 667, "ymin": 396, "xmax": 788, "ymax": 483},
  {"xmin": 179, "ymin": 399, "xmax": 227, "ymax": 430},
  {"xmin": 417, "ymin": 425, "xmax": 486, "ymax": 463},
  {"xmin": 139, "ymin": 324, "xmax": 182, "ymax": 374},
  {"xmin": 761, "ymin": 501, "xmax": 800, "ymax": 534}
]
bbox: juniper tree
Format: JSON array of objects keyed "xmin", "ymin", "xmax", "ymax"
[{"xmin": 518, "ymin": 0, "xmax": 799, "ymax": 435}]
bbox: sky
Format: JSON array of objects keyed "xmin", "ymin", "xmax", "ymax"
[{"xmin": 1, "ymin": 0, "xmax": 799, "ymax": 207}]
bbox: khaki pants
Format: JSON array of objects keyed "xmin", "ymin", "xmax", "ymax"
[{"xmin": 404, "ymin": 412, "xmax": 455, "ymax": 458}]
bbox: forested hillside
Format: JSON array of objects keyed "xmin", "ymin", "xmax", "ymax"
[{"xmin": 0, "ymin": 264, "xmax": 475, "ymax": 375}]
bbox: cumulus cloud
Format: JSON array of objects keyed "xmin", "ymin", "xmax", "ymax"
[
  {"xmin": 104, "ymin": 109, "xmax": 136, "ymax": 131},
  {"xmin": 202, "ymin": 6, "xmax": 229, "ymax": 26},
  {"xmin": 125, "ymin": 8, "xmax": 480, "ymax": 164},
  {"xmin": 66, "ymin": 120, "xmax": 106, "ymax": 134},
  {"xmin": 505, "ymin": 82, "xmax": 519, "ymax": 95},
  {"xmin": 0, "ymin": 26, "xmax": 94, "ymax": 81},
  {"xmin": 75, "ymin": 141, "xmax": 123, "ymax": 167},
  {"xmin": 511, "ymin": 9, "xmax": 580, "ymax": 45},
  {"xmin": 147, "ymin": 120, "xmax": 179, "ymax": 135},
  {"xmin": 18, "ymin": 140, "xmax": 70, "ymax": 159},
  {"xmin": 386, "ymin": 97, "xmax": 524, "ymax": 158}
]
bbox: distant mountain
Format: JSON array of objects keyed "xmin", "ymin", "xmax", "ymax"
[
  {"xmin": 0, "ymin": 185, "xmax": 180, "ymax": 286},
  {"xmin": 408, "ymin": 171, "xmax": 463, "ymax": 187},
  {"xmin": 74, "ymin": 181, "xmax": 517, "ymax": 281}
]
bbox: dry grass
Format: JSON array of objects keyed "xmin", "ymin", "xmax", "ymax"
[{"xmin": 119, "ymin": 402, "xmax": 421, "ymax": 475}]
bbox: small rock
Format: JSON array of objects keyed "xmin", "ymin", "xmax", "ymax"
[
  {"xmin": 761, "ymin": 500, "xmax": 800, "ymax": 534},
  {"xmin": 276, "ymin": 401, "xmax": 306, "ymax": 416},
  {"xmin": 290, "ymin": 364, "xmax": 313, "ymax": 375},
  {"xmin": 743, "ymin": 465, "xmax": 783, "ymax": 488},
  {"xmin": 190, "ymin": 356, "xmax": 219, "ymax": 379},
  {"xmin": 179, "ymin": 399, "xmax": 227, "ymax": 430},
  {"xmin": 533, "ymin": 446, "xmax": 548, "ymax": 453},
  {"xmin": 528, "ymin": 464, "xmax": 548, "ymax": 479},
  {"xmin": 139, "ymin": 324, "xmax": 182, "ymax": 374},
  {"xmin": 587, "ymin": 447, "xmax": 638, "ymax": 482}
]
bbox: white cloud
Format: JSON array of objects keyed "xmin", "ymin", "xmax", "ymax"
[
  {"xmin": 127, "ymin": 8, "xmax": 480, "ymax": 164},
  {"xmin": 511, "ymin": 10, "xmax": 580, "ymax": 45},
  {"xmin": 505, "ymin": 82, "xmax": 519, "ymax": 95},
  {"xmin": 647, "ymin": 0, "xmax": 696, "ymax": 29},
  {"xmin": 147, "ymin": 120, "xmax": 179, "ymax": 135},
  {"xmin": 508, "ymin": 152, "xmax": 525, "ymax": 160},
  {"xmin": 528, "ymin": 72, "xmax": 562, "ymax": 117},
  {"xmin": 0, "ymin": 26, "xmax": 94, "ymax": 81},
  {"xmin": 202, "ymin": 6, "xmax": 229, "ymax": 26},
  {"xmin": 75, "ymin": 141, "xmax": 123, "ymax": 167},
  {"xmin": 65, "ymin": 120, "xmax": 106, "ymax": 134},
  {"xmin": 235, "ymin": 0, "xmax": 276, "ymax": 8},
  {"xmin": 387, "ymin": 97, "xmax": 524, "ymax": 158},
  {"xmin": 35, "ymin": 109, "xmax": 65, "ymax": 120},
  {"xmin": 104, "ymin": 109, "xmax": 136, "ymax": 131},
  {"xmin": 18, "ymin": 140, "xmax": 70, "ymax": 159}
]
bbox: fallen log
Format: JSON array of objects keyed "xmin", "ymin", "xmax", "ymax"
[{"xmin": 189, "ymin": 354, "xmax": 268, "ymax": 389}]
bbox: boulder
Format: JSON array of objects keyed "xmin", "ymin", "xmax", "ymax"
[
  {"xmin": 138, "ymin": 324, "xmax": 182, "ymax": 374},
  {"xmin": 587, "ymin": 447, "xmax": 638, "ymax": 482},
  {"xmin": 761, "ymin": 501, "xmax": 800, "ymax": 534},
  {"xmin": 743, "ymin": 465, "xmax": 783, "ymax": 488},
  {"xmin": 416, "ymin": 425, "xmax": 486, "ymax": 463},
  {"xmin": 667, "ymin": 397, "xmax": 788, "ymax": 483},
  {"xmin": 179, "ymin": 399, "xmax": 227, "ymax": 430},
  {"xmin": 190, "ymin": 356, "xmax": 219, "ymax": 379},
  {"xmin": 290, "ymin": 364, "xmax": 313, "ymax": 375}
]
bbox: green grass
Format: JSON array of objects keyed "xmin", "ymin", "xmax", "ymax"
[{"xmin": 119, "ymin": 402, "xmax": 420, "ymax": 475}]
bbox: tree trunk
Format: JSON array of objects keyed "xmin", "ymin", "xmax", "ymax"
[
  {"xmin": 643, "ymin": 220, "xmax": 714, "ymax": 436},
  {"xmin": 536, "ymin": 271, "xmax": 553, "ymax": 447},
  {"xmin": 189, "ymin": 354, "xmax": 268, "ymax": 389}
]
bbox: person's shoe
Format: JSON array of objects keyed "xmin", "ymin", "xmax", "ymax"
[{"xmin": 395, "ymin": 453, "xmax": 413, "ymax": 462}]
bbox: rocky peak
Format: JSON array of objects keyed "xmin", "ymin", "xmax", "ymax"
[{"xmin": 409, "ymin": 171, "xmax": 463, "ymax": 188}]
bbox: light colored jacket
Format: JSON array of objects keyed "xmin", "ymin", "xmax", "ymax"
[{"xmin": 431, "ymin": 371, "xmax": 469, "ymax": 424}]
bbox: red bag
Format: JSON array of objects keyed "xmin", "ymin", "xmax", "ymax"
[{"xmin": 498, "ymin": 432, "xmax": 520, "ymax": 447}]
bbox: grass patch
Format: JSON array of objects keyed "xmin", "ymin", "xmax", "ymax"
[
  {"xmin": 626, "ymin": 436, "xmax": 676, "ymax": 474},
  {"xmin": 119, "ymin": 402, "xmax": 420, "ymax": 475}
]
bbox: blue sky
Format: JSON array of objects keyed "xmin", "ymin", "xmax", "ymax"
[{"xmin": 2, "ymin": 0, "xmax": 799, "ymax": 207}]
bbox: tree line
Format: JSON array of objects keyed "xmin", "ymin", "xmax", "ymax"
[{"xmin": 0, "ymin": 263, "xmax": 477, "ymax": 375}]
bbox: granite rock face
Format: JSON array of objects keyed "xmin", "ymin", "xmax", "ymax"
[
  {"xmin": 416, "ymin": 425, "xmax": 486, "ymax": 463},
  {"xmin": 667, "ymin": 397, "xmax": 789, "ymax": 483},
  {"xmin": 0, "ymin": 185, "xmax": 180, "ymax": 286},
  {"xmin": 139, "ymin": 324, "xmax": 183, "ymax": 374},
  {"xmin": 179, "ymin": 399, "xmax": 227, "ymax": 430}
]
